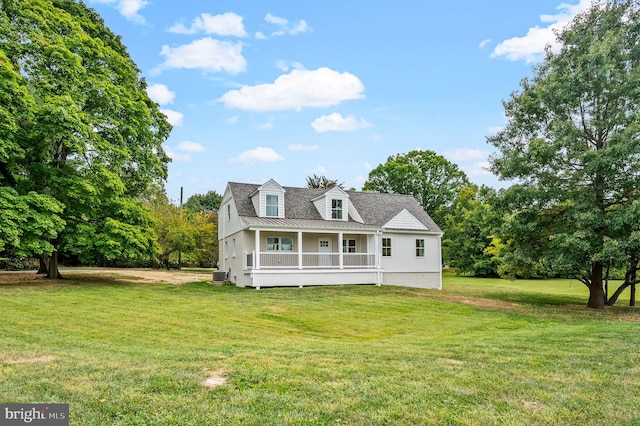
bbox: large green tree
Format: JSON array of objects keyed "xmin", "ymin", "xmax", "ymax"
[
  {"xmin": 363, "ymin": 150, "xmax": 470, "ymax": 227},
  {"xmin": 443, "ymin": 185, "xmax": 501, "ymax": 276},
  {"xmin": 184, "ymin": 190, "xmax": 222, "ymax": 213},
  {"xmin": 488, "ymin": 0, "xmax": 640, "ymax": 309},
  {"xmin": 0, "ymin": 0, "xmax": 171, "ymax": 276}
]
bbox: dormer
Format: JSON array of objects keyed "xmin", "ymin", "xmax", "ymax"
[
  {"xmin": 250, "ymin": 179, "xmax": 286, "ymax": 218},
  {"xmin": 312, "ymin": 187, "xmax": 363, "ymax": 223}
]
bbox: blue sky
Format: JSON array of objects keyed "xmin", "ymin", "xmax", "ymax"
[{"xmin": 87, "ymin": 0, "xmax": 593, "ymax": 201}]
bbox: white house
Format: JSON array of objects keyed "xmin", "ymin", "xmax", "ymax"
[{"xmin": 218, "ymin": 179, "xmax": 443, "ymax": 289}]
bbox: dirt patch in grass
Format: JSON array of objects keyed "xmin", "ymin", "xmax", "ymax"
[
  {"xmin": 440, "ymin": 358, "xmax": 465, "ymax": 366},
  {"xmin": 438, "ymin": 294, "xmax": 522, "ymax": 310},
  {"xmin": 3, "ymin": 355, "xmax": 57, "ymax": 364},
  {"xmin": 202, "ymin": 369, "xmax": 228, "ymax": 389},
  {"xmin": 0, "ymin": 268, "xmax": 212, "ymax": 286}
]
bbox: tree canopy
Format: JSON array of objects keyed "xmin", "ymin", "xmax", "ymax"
[
  {"xmin": 443, "ymin": 185, "xmax": 501, "ymax": 276},
  {"xmin": 305, "ymin": 174, "xmax": 342, "ymax": 189},
  {"xmin": 488, "ymin": 0, "xmax": 640, "ymax": 309},
  {"xmin": 0, "ymin": 0, "xmax": 171, "ymax": 276},
  {"xmin": 184, "ymin": 190, "xmax": 222, "ymax": 213},
  {"xmin": 363, "ymin": 150, "xmax": 470, "ymax": 227}
]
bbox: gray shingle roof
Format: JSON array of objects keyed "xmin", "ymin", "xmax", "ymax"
[{"xmin": 226, "ymin": 182, "xmax": 442, "ymax": 233}]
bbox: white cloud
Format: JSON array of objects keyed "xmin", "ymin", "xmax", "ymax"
[
  {"xmin": 276, "ymin": 60, "xmax": 289, "ymax": 72},
  {"xmin": 363, "ymin": 162, "xmax": 372, "ymax": 170},
  {"xmin": 164, "ymin": 146, "xmax": 191, "ymax": 162},
  {"xmin": 289, "ymin": 144, "xmax": 319, "ymax": 151},
  {"xmin": 314, "ymin": 166, "xmax": 327, "ymax": 173},
  {"xmin": 91, "ymin": 0, "xmax": 148, "ymax": 24},
  {"xmin": 226, "ymin": 116, "xmax": 239, "ymax": 124},
  {"xmin": 218, "ymin": 67, "xmax": 364, "ymax": 112},
  {"xmin": 444, "ymin": 148, "xmax": 491, "ymax": 162},
  {"xmin": 160, "ymin": 109, "xmax": 184, "ymax": 126},
  {"xmin": 255, "ymin": 31, "xmax": 267, "ymax": 40},
  {"xmin": 492, "ymin": 0, "xmax": 592, "ymax": 63},
  {"xmin": 290, "ymin": 20, "xmax": 309, "ymax": 35},
  {"xmin": 147, "ymin": 84, "xmax": 175, "ymax": 105},
  {"xmin": 169, "ymin": 12, "xmax": 248, "ymax": 37},
  {"xmin": 465, "ymin": 161, "xmax": 492, "ymax": 177},
  {"xmin": 265, "ymin": 13, "xmax": 289, "ymax": 26},
  {"xmin": 157, "ymin": 37, "xmax": 246, "ymax": 74},
  {"xmin": 178, "ymin": 141, "xmax": 205, "ymax": 152},
  {"xmin": 257, "ymin": 122, "xmax": 274, "ymax": 130},
  {"xmin": 262, "ymin": 13, "xmax": 310, "ymax": 38},
  {"xmin": 311, "ymin": 112, "xmax": 372, "ymax": 133},
  {"xmin": 229, "ymin": 147, "xmax": 285, "ymax": 165},
  {"xmin": 479, "ymin": 39, "xmax": 491, "ymax": 49}
]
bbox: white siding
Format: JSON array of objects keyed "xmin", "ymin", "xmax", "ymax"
[
  {"xmin": 380, "ymin": 232, "xmax": 441, "ymax": 273},
  {"xmin": 383, "ymin": 209, "xmax": 428, "ymax": 230},
  {"xmin": 312, "ymin": 197, "xmax": 327, "ymax": 220}
]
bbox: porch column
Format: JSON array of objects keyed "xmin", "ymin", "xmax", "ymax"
[
  {"xmin": 255, "ymin": 229, "xmax": 261, "ymax": 270},
  {"xmin": 338, "ymin": 231, "xmax": 343, "ymax": 269},
  {"xmin": 374, "ymin": 232, "xmax": 380, "ymax": 268},
  {"xmin": 297, "ymin": 231, "xmax": 303, "ymax": 269}
]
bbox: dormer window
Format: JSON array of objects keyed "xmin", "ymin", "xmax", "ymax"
[
  {"xmin": 266, "ymin": 195, "xmax": 279, "ymax": 217},
  {"xmin": 331, "ymin": 199, "xmax": 343, "ymax": 219}
]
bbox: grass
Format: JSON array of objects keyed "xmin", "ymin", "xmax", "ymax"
[{"xmin": 1, "ymin": 272, "xmax": 639, "ymax": 425}]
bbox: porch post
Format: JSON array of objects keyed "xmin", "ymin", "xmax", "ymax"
[
  {"xmin": 297, "ymin": 231, "xmax": 303, "ymax": 269},
  {"xmin": 255, "ymin": 229, "xmax": 261, "ymax": 270},
  {"xmin": 375, "ymin": 231, "xmax": 382, "ymax": 285},
  {"xmin": 338, "ymin": 231, "xmax": 343, "ymax": 269}
]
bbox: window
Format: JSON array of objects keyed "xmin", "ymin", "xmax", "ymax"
[
  {"xmin": 266, "ymin": 237, "xmax": 293, "ymax": 251},
  {"xmin": 266, "ymin": 195, "xmax": 278, "ymax": 217},
  {"xmin": 232, "ymin": 239, "xmax": 237, "ymax": 257},
  {"xmin": 226, "ymin": 204, "xmax": 230, "ymax": 221},
  {"xmin": 342, "ymin": 239, "xmax": 356, "ymax": 253},
  {"xmin": 331, "ymin": 199, "xmax": 343, "ymax": 219},
  {"xmin": 416, "ymin": 239, "xmax": 425, "ymax": 257},
  {"xmin": 382, "ymin": 238, "xmax": 392, "ymax": 257},
  {"xmin": 281, "ymin": 237, "xmax": 293, "ymax": 251},
  {"xmin": 224, "ymin": 241, "xmax": 228, "ymax": 258}
]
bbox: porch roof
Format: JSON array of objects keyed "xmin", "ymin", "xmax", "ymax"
[{"xmin": 240, "ymin": 216, "xmax": 378, "ymax": 232}]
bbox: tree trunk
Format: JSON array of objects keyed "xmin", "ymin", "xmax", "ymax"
[
  {"xmin": 630, "ymin": 284, "xmax": 636, "ymax": 307},
  {"xmin": 587, "ymin": 262, "xmax": 605, "ymax": 309},
  {"xmin": 46, "ymin": 250, "xmax": 63, "ymax": 279},
  {"xmin": 37, "ymin": 255, "xmax": 49, "ymax": 275},
  {"xmin": 607, "ymin": 282, "xmax": 630, "ymax": 306}
]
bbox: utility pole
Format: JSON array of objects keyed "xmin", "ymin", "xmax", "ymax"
[{"xmin": 178, "ymin": 186, "xmax": 183, "ymax": 270}]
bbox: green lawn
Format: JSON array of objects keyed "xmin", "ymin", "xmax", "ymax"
[{"xmin": 1, "ymin": 272, "xmax": 639, "ymax": 425}]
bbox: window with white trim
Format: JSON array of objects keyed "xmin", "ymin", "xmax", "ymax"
[
  {"xmin": 266, "ymin": 236, "xmax": 293, "ymax": 251},
  {"xmin": 266, "ymin": 195, "xmax": 278, "ymax": 217},
  {"xmin": 331, "ymin": 199, "xmax": 343, "ymax": 219},
  {"xmin": 226, "ymin": 204, "xmax": 230, "ymax": 221},
  {"xmin": 342, "ymin": 239, "xmax": 356, "ymax": 253},
  {"xmin": 416, "ymin": 239, "xmax": 425, "ymax": 257},
  {"xmin": 382, "ymin": 238, "xmax": 392, "ymax": 257}
]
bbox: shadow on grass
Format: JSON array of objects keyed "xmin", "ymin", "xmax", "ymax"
[{"xmin": 484, "ymin": 291, "xmax": 585, "ymax": 306}]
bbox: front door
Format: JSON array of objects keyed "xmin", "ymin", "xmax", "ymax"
[{"xmin": 319, "ymin": 238, "xmax": 332, "ymax": 266}]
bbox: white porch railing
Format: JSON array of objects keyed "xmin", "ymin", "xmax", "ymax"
[{"xmin": 246, "ymin": 252, "xmax": 376, "ymax": 270}]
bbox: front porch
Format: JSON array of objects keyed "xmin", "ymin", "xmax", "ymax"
[
  {"xmin": 245, "ymin": 251, "xmax": 377, "ymax": 270},
  {"xmin": 241, "ymin": 227, "xmax": 382, "ymax": 288}
]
